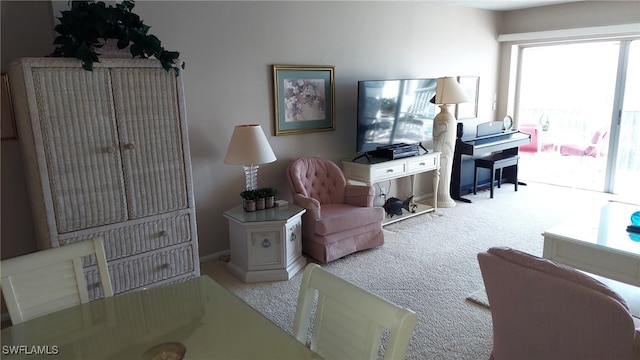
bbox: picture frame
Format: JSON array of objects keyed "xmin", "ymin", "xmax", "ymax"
[
  {"xmin": 272, "ymin": 65, "xmax": 335, "ymax": 136},
  {"xmin": 1, "ymin": 73, "xmax": 18, "ymax": 140},
  {"xmin": 455, "ymin": 76, "xmax": 479, "ymax": 120}
]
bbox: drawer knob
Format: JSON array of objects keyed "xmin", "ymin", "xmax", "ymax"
[
  {"xmin": 159, "ymin": 230, "xmax": 168, "ymax": 237},
  {"xmin": 419, "ymin": 162, "xmax": 426, "ymax": 166},
  {"xmin": 290, "ymin": 233, "xmax": 297, "ymax": 241},
  {"xmin": 386, "ymin": 169, "xmax": 394, "ymax": 173},
  {"xmin": 124, "ymin": 143, "xmax": 136, "ymax": 150},
  {"xmin": 161, "ymin": 263, "xmax": 170, "ymax": 270},
  {"xmin": 261, "ymin": 239, "xmax": 271, "ymax": 248},
  {"xmin": 106, "ymin": 146, "xmax": 116, "ymax": 153}
]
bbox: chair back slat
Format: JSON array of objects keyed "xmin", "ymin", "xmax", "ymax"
[
  {"xmin": 1, "ymin": 237, "xmax": 113, "ymax": 324},
  {"xmin": 293, "ymin": 264, "xmax": 418, "ymax": 360}
]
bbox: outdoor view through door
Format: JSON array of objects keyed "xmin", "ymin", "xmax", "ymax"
[{"xmin": 516, "ymin": 40, "xmax": 639, "ymax": 199}]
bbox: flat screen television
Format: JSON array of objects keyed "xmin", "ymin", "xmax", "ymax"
[{"xmin": 356, "ymin": 78, "xmax": 438, "ymax": 154}]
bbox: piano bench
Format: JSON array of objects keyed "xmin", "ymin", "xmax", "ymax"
[{"xmin": 473, "ymin": 153, "xmax": 519, "ymax": 199}]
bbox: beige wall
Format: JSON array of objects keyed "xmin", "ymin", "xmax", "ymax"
[
  {"xmin": 1, "ymin": 1, "xmax": 55, "ymax": 259},
  {"xmin": 1, "ymin": 1, "xmax": 636, "ymax": 260},
  {"xmin": 132, "ymin": 1, "xmax": 503, "ymax": 258}
]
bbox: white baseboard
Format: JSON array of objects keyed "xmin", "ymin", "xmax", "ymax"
[{"xmin": 199, "ymin": 249, "xmax": 230, "ymax": 263}]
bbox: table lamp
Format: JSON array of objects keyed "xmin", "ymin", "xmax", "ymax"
[
  {"xmin": 224, "ymin": 124, "xmax": 277, "ymax": 190},
  {"xmin": 432, "ymin": 77, "xmax": 470, "ymax": 208}
]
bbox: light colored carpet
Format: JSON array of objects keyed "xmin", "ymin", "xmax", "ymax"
[{"xmin": 202, "ymin": 181, "xmax": 618, "ymax": 359}]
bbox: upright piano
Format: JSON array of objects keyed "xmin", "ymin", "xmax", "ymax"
[{"xmin": 451, "ymin": 121, "xmax": 531, "ymax": 202}]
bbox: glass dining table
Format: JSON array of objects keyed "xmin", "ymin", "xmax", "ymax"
[{"xmin": 1, "ymin": 276, "xmax": 322, "ymax": 359}]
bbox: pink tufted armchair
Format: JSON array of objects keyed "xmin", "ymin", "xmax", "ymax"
[
  {"xmin": 478, "ymin": 247, "xmax": 640, "ymax": 360},
  {"xmin": 287, "ymin": 157, "xmax": 385, "ymax": 263}
]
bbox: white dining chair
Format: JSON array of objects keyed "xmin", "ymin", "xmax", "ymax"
[
  {"xmin": 1, "ymin": 237, "xmax": 113, "ymax": 325},
  {"xmin": 293, "ymin": 263, "xmax": 418, "ymax": 360}
]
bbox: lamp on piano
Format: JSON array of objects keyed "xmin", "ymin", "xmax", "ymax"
[{"xmin": 431, "ymin": 77, "xmax": 470, "ymax": 208}]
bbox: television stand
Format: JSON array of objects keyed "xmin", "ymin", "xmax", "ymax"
[{"xmin": 342, "ymin": 152, "xmax": 441, "ymax": 225}]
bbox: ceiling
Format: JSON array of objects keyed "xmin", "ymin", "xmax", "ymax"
[{"xmin": 437, "ymin": 0, "xmax": 584, "ymax": 11}]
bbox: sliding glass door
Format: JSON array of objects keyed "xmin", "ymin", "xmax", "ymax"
[
  {"xmin": 516, "ymin": 39, "xmax": 639, "ymax": 198},
  {"xmin": 609, "ymin": 40, "xmax": 640, "ymax": 198}
]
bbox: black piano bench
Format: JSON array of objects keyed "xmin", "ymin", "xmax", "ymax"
[{"xmin": 473, "ymin": 153, "xmax": 519, "ymax": 198}]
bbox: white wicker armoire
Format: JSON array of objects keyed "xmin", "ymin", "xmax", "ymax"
[{"xmin": 9, "ymin": 58, "xmax": 200, "ymax": 297}]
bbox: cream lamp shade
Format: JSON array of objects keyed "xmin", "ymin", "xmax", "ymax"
[
  {"xmin": 224, "ymin": 124, "xmax": 276, "ymax": 165},
  {"xmin": 433, "ymin": 77, "xmax": 470, "ymax": 105},
  {"xmin": 224, "ymin": 124, "xmax": 276, "ymax": 190}
]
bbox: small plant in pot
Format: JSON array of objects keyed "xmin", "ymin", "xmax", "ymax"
[
  {"xmin": 260, "ymin": 187, "xmax": 278, "ymax": 208},
  {"xmin": 254, "ymin": 188, "xmax": 267, "ymax": 210},
  {"xmin": 49, "ymin": 0, "xmax": 184, "ymax": 75},
  {"xmin": 240, "ymin": 190, "xmax": 257, "ymax": 212}
]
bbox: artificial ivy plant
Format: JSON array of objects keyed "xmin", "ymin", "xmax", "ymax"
[{"xmin": 49, "ymin": 0, "xmax": 184, "ymax": 75}]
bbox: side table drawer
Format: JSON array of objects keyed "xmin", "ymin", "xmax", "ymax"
[
  {"xmin": 249, "ymin": 230, "xmax": 283, "ymax": 270},
  {"xmin": 373, "ymin": 163, "xmax": 406, "ymax": 181},
  {"xmin": 286, "ymin": 221, "xmax": 303, "ymax": 265},
  {"xmin": 407, "ymin": 156, "xmax": 437, "ymax": 173}
]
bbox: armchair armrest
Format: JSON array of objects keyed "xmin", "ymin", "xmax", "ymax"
[
  {"xmin": 345, "ymin": 184, "xmax": 375, "ymax": 207},
  {"xmin": 292, "ymin": 193, "xmax": 322, "ymax": 219}
]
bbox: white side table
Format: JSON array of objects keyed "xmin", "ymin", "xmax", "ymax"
[{"xmin": 224, "ymin": 204, "xmax": 306, "ymax": 283}]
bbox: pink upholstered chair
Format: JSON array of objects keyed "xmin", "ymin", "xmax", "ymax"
[
  {"xmin": 559, "ymin": 129, "xmax": 609, "ymax": 157},
  {"xmin": 478, "ymin": 247, "xmax": 640, "ymax": 360},
  {"xmin": 518, "ymin": 124, "xmax": 556, "ymax": 153},
  {"xmin": 287, "ymin": 157, "xmax": 385, "ymax": 263}
]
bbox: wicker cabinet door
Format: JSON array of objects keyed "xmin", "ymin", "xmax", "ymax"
[
  {"xmin": 32, "ymin": 68, "xmax": 127, "ymax": 233},
  {"xmin": 111, "ymin": 68, "xmax": 188, "ymax": 219}
]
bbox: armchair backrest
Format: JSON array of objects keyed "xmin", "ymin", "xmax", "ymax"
[
  {"xmin": 590, "ymin": 130, "xmax": 606, "ymax": 145},
  {"xmin": 585, "ymin": 130, "xmax": 609, "ymax": 157},
  {"xmin": 518, "ymin": 124, "xmax": 541, "ymax": 153},
  {"xmin": 287, "ymin": 157, "xmax": 347, "ymax": 205},
  {"xmin": 478, "ymin": 247, "xmax": 636, "ymax": 360}
]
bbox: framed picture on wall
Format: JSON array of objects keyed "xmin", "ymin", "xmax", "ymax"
[
  {"xmin": 1, "ymin": 73, "xmax": 18, "ymax": 140},
  {"xmin": 272, "ymin": 65, "xmax": 335, "ymax": 136},
  {"xmin": 455, "ymin": 76, "xmax": 479, "ymax": 120}
]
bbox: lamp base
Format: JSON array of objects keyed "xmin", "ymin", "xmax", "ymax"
[
  {"xmin": 243, "ymin": 165, "xmax": 260, "ymax": 191},
  {"xmin": 437, "ymin": 197, "xmax": 457, "ymax": 208},
  {"xmin": 433, "ymin": 104, "xmax": 457, "ymax": 208}
]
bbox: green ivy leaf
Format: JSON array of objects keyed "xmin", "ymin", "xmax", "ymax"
[{"xmin": 49, "ymin": 0, "xmax": 183, "ymax": 75}]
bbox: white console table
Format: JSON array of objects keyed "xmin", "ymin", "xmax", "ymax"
[{"xmin": 342, "ymin": 152, "xmax": 440, "ymax": 225}]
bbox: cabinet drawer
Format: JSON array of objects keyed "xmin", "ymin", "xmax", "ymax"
[
  {"xmin": 373, "ymin": 163, "xmax": 406, "ymax": 180},
  {"xmin": 407, "ymin": 156, "xmax": 437, "ymax": 173},
  {"xmin": 286, "ymin": 221, "xmax": 302, "ymax": 266},
  {"xmin": 86, "ymin": 244, "xmax": 195, "ymax": 297},
  {"xmin": 249, "ymin": 230, "xmax": 283, "ymax": 270},
  {"xmin": 63, "ymin": 214, "xmax": 192, "ymax": 263}
]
